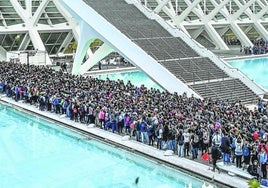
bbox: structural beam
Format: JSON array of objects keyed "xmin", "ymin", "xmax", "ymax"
[
  {"xmin": 184, "ymin": 0, "xmax": 229, "ymax": 49},
  {"xmin": 154, "ymin": 0, "xmax": 170, "ymax": 14},
  {"xmin": 0, "ymin": 45, "xmax": 7, "ymax": 61},
  {"xmin": 28, "ymin": 29, "xmax": 52, "ymax": 64},
  {"xmin": 32, "ymin": 0, "xmax": 50, "ymax": 26},
  {"xmin": 18, "ymin": 33, "xmax": 31, "ymax": 51},
  {"xmin": 57, "ymin": 32, "xmax": 73, "ymax": 54},
  {"xmin": 79, "ymin": 43, "xmax": 114, "ymax": 75},
  {"xmin": 71, "ymin": 20, "xmax": 98, "ymax": 75},
  {"xmin": 172, "ymin": 0, "xmax": 202, "ymax": 24},
  {"xmin": 211, "ymin": 0, "xmax": 253, "ymax": 47}
]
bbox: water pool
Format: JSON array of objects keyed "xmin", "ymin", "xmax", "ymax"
[
  {"xmin": 0, "ymin": 103, "xmax": 215, "ymax": 188},
  {"xmin": 95, "ymin": 57, "xmax": 268, "ymax": 91},
  {"xmin": 227, "ymin": 57, "xmax": 268, "ymax": 89},
  {"xmin": 95, "ymin": 71, "xmax": 164, "ymax": 91}
]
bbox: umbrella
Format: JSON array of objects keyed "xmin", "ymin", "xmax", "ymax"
[{"xmin": 202, "ymin": 153, "xmax": 210, "ymax": 161}]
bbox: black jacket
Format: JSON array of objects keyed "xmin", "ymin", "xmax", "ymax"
[{"xmin": 211, "ymin": 145, "xmax": 221, "ymax": 160}]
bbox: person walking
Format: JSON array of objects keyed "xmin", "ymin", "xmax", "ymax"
[{"xmin": 211, "ymin": 141, "xmax": 221, "ymax": 172}]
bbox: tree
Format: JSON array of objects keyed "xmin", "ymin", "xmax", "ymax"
[{"xmin": 248, "ymin": 179, "xmax": 261, "ymax": 188}]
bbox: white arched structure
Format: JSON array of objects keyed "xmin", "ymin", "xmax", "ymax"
[
  {"xmin": 0, "ymin": 0, "xmax": 266, "ymax": 66},
  {"xmin": 137, "ymin": 0, "xmax": 268, "ymax": 50},
  {"xmin": 58, "ymin": 0, "xmax": 200, "ymax": 97},
  {"xmin": 0, "ymin": 0, "xmax": 77, "ymax": 65}
]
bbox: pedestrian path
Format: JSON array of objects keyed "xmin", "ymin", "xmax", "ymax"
[{"xmin": 217, "ymin": 161, "xmax": 254, "ymax": 179}]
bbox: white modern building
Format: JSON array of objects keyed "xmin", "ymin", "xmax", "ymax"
[
  {"xmin": 139, "ymin": 0, "xmax": 268, "ymax": 50},
  {"xmin": 0, "ymin": 0, "xmax": 267, "ymax": 66},
  {"xmin": 0, "ymin": 0, "xmax": 76, "ymax": 64}
]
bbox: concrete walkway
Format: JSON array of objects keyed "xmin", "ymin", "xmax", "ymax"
[
  {"xmin": 217, "ymin": 162, "xmax": 253, "ymax": 179},
  {"xmin": 0, "ymin": 95, "xmax": 250, "ymax": 188}
]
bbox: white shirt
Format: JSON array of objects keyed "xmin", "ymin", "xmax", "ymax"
[
  {"xmin": 212, "ymin": 134, "xmax": 222, "ymax": 146},
  {"xmin": 183, "ymin": 132, "xmax": 190, "ymax": 143}
]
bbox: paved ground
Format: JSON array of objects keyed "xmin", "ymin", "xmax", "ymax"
[{"xmin": 0, "ymin": 95, "xmax": 251, "ymax": 188}]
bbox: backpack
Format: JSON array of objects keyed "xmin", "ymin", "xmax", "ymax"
[
  {"xmin": 243, "ymin": 146, "xmax": 250, "ymax": 156},
  {"xmin": 156, "ymin": 129, "xmax": 159, "ymax": 137},
  {"xmin": 236, "ymin": 144, "xmax": 243, "ymax": 153},
  {"xmin": 118, "ymin": 114, "xmax": 123, "ymax": 122},
  {"xmin": 203, "ymin": 134, "xmax": 209, "ymax": 144},
  {"xmin": 194, "ymin": 134, "xmax": 199, "ymax": 143},
  {"xmin": 215, "ymin": 135, "xmax": 221, "ymax": 144},
  {"xmin": 230, "ymin": 138, "xmax": 236, "ymax": 149},
  {"xmin": 135, "ymin": 121, "xmax": 140, "ymax": 131},
  {"xmin": 178, "ymin": 135, "xmax": 184, "ymax": 145},
  {"xmin": 147, "ymin": 117, "xmax": 152, "ymax": 125},
  {"xmin": 63, "ymin": 101, "xmax": 68, "ymax": 109},
  {"xmin": 125, "ymin": 116, "xmax": 130, "ymax": 126}
]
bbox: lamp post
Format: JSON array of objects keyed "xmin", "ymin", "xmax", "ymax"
[
  {"xmin": 21, "ymin": 50, "xmax": 37, "ymax": 73},
  {"xmin": 27, "ymin": 51, "xmax": 30, "ymax": 73}
]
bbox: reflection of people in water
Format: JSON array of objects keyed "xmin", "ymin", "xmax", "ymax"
[{"xmin": 247, "ymin": 160, "xmax": 259, "ymax": 180}]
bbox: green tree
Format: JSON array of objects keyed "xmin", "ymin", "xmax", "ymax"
[{"xmin": 248, "ymin": 179, "xmax": 261, "ymax": 188}]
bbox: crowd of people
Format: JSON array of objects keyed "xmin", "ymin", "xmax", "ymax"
[
  {"xmin": 0, "ymin": 61, "xmax": 268, "ymax": 181},
  {"xmin": 241, "ymin": 38, "xmax": 268, "ymax": 55}
]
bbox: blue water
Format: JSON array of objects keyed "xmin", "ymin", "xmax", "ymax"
[
  {"xmin": 95, "ymin": 71, "xmax": 164, "ymax": 91},
  {"xmin": 96, "ymin": 57, "xmax": 268, "ymax": 91},
  {"xmin": 0, "ymin": 103, "xmax": 215, "ymax": 188},
  {"xmin": 228, "ymin": 57, "xmax": 268, "ymax": 89}
]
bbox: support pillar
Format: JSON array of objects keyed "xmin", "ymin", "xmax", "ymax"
[
  {"xmin": 79, "ymin": 43, "xmax": 114, "ymax": 74},
  {"xmin": 72, "ymin": 21, "xmax": 98, "ymax": 75}
]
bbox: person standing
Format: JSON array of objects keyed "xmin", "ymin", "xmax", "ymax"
[
  {"xmin": 134, "ymin": 119, "xmax": 141, "ymax": 142},
  {"xmin": 98, "ymin": 108, "xmax": 106, "ymax": 129},
  {"xmin": 235, "ymin": 135, "xmax": 244, "ymax": 168},
  {"xmin": 140, "ymin": 118, "xmax": 148, "ymax": 144},
  {"xmin": 156, "ymin": 124, "xmax": 163, "ymax": 150},
  {"xmin": 86, "ymin": 104, "xmax": 94, "ymax": 124},
  {"xmin": 259, "ymin": 146, "xmax": 268, "ymax": 179},
  {"xmin": 220, "ymin": 131, "xmax": 231, "ymax": 166},
  {"xmin": 117, "ymin": 111, "xmax": 124, "ymax": 134},
  {"xmin": 177, "ymin": 130, "xmax": 184, "ymax": 157},
  {"xmin": 183, "ymin": 129, "xmax": 190, "ymax": 157},
  {"xmin": 212, "ymin": 131, "xmax": 222, "ymax": 147},
  {"xmin": 147, "ymin": 123, "xmax": 155, "ymax": 146},
  {"xmin": 202, "ymin": 127, "xmax": 210, "ymax": 155},
  {"xmin": 14, "ymin": 84, "xmax": 19, "ymax": 102},
  {"xmin": 242, "ymin": 141, "xmax": 251, "ymax": 170},
  {"xmin": 191, "ymin": 130, "xmax": 199, "ymax": 160},
  {"xmin": 229, "ymin": 132, "xmax": 236, "ymax": 163}
]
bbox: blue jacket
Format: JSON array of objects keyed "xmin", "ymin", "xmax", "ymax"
[
  {"xmin": 140, "ymin": 121, "xmax": 147, "ymax": 132},
  {"xmin": 259, "ymin": 152, "xmax": 267, "ymax": 164}
]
